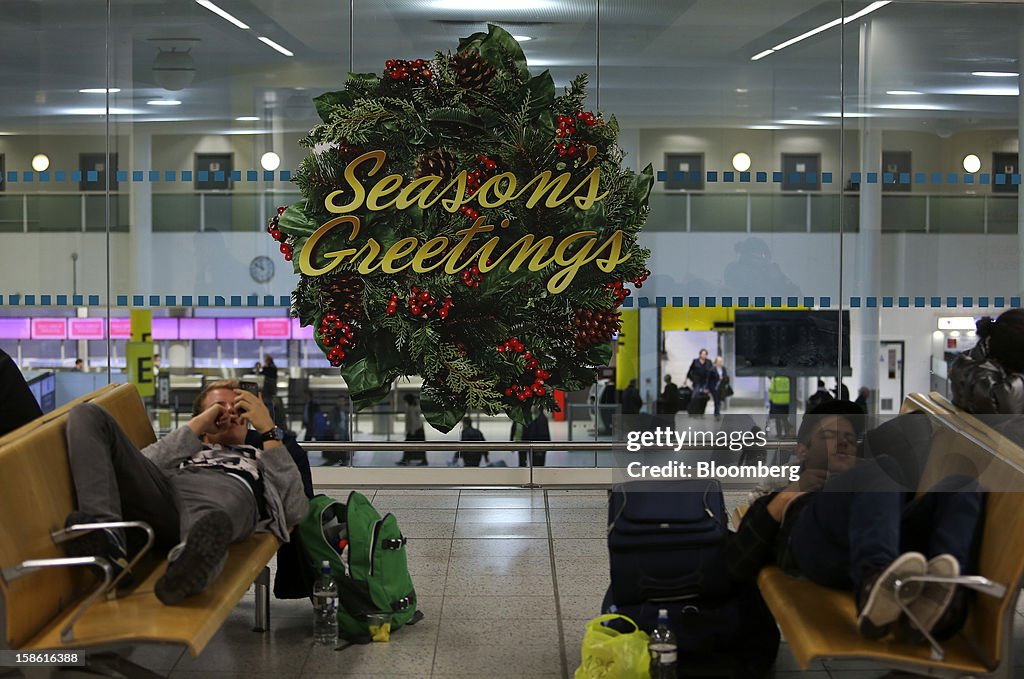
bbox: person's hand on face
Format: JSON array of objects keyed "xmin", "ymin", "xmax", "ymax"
[
  {"xmin": 232, "ymin": 389, "xmax": 274, "ymax": 434},
  {"xmin": 192, "ymin": 401, "xmax": 229, "ymax": 437}
]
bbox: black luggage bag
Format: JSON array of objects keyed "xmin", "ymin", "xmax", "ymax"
[{"xmin": 687, "ymin": 391, "xmax": 710, "ymax": 415}]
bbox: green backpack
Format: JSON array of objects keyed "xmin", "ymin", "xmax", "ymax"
[{"xmin": 297, "ymin": 492, "xmax": 422, "ymax": 641}]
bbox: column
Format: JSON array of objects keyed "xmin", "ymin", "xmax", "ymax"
[
  {"xmin": 638, "ymin": 307, "xmax": 660, "ymax": 414},
  {"xmin": 855, "ymin": 21, "xmax": 881, "ymax": 403}
]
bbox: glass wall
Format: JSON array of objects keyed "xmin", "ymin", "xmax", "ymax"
[{"xmin": 1, "ymin": 0, "xmax": 1021, "ymax": 472}]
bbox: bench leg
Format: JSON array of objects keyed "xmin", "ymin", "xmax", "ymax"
[{"xmin": 253, "ymin": 566, "xmax": 271, "ymax": 633}]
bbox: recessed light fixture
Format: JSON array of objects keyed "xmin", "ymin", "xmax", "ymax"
[
  {"xmin": 236, "ymin": 116, "xmax": 260, "ymax": 121},
  {"xmin": 963, "ymin": 154, "xmax": 981, "ymax": 173},
  {"xmin": 195, "ymin": 0, "xmax": 249, "ymax": 29},
  {"xmin": 79, "ymin": 88, "xmax": 121, "ymax": 94},
  {"xmin": 777, "ymin": 119, "xmax": 828, "ymax": 126},
  {"xmin": 64, "ymin": 107, "xmax": 141, "ymax": 115},
  {"xmin": 261, "ymin": 152, "xmax": 282, "ymax": 171},
  {"xmin": 971, "ymin": 71, "xmax": 1019, "ymax": 78},
  {"xmin": 258, "ymin": 36, "xmax": 294, "ymax": 57},
  {"xmin": 942, "ymin": 87, "xmax": 1019, "ymax": 96},
  {"xmin": 752, "ymin": 1, "xmax": 889, "ymax": 61},
  {"xmin": 735, "ymin": 88, "xmax": 749, "ymax": 94},
  {"xmin": 31, "ymin": 154, "xmax": 50, "ymax": 172},
  {"xmin": 511, "ymin": 35, "xmax": 532, "ymax": 42},
  {"xmin": 147, "ymin": 99, "xmax": 182, "ymax": 106},
  {"xmin": 748, "ymin": 125, "xmax": 784, "ymax": 130},
  {"xmin": 886, "ymin": 90, "xmax": 922, "ymax": 95},
  {"xmin": 731, "ymin": 153, "xmax": 752, "ymax": 172},
  {"xmin": 433, "ymin": 0, "xmax": 551, "ymax": 9}
]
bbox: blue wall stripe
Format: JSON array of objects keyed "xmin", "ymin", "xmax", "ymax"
[
  {"xmin": 231, "ymin": 296, "xmax": 242, "ymax": 306},
  {"xmin": 850, "ymin": 297, "xmax": 861, "ymax": 308}
]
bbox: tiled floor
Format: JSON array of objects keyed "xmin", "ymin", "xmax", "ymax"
[{"xmin": 25, "ymin": 488, "xmax": 1024, "ymax": 679}]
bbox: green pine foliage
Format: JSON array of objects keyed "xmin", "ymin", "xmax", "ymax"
[{"xmin": 274, "ymin": 24, "xmax": 653, "ymax": 432}]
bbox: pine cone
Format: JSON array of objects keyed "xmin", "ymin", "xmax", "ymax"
[
  {"xmin": 452, "ymin": 50, "xmax": 497, "ymax": 92},
  {"xmin": 415, "ymin": 149, "xmax": 457, "ymax": 179},
  {"xmin": 574, "ymin": 309, "xmax": 621, "ymax": 348},
  {"xmin": 323, "ymin": 272, "xmax": 365, "ymax": 322}
]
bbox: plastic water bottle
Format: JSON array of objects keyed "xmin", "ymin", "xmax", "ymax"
[
  {"xmin": 649, "ymin": 608, "xmax": 678, "ymax": 678},
  {"xmin": 313, "ymin": 560, "xmax": 338, "ymax": 645}
]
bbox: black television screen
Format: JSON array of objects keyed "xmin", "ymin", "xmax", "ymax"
[{"xmin": 734, "ymin": 310, "xmax": 850, "ymax": 376}]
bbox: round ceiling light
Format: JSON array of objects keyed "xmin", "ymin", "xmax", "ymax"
[
  {"xmin": 731, "ymin": 152, "xmax": 752, "ymax": 172},
  {"xmin": 31, "ymin": 154, "xmax": 50, "ymax": 172},
  {"xmin": 962, "ymin": 154, "xmax": 981, "ymax": 173},
  {"xmin": 260, "ymin": 152, "xmax": 281, "ymax": 171}
]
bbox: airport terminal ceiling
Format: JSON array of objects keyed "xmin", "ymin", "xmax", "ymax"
[{"xmin": 0, "ymin": 0, "xmax": 1021, "ymax": 134}]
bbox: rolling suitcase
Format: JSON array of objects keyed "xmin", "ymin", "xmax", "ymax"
[{"xmin": 687, "ymin": 391, "xmax": 710, "ymax": 415}]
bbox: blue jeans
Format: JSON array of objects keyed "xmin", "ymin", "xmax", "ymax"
[{"xmin": 787, "ymin": 456, "xmax": 984, "ymax": 590}]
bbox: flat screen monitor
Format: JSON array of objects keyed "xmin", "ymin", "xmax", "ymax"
[
  {"xmin": 27, "ymin": 373, "xmax": 56, "ymax": 413},
  {"xmin": 179, "ymin": 317, "xmax": 216, "ymax": 340},
  {"xmin": 216, "ymin": 317, "xmax": 254, "ymax": 340},
  {"xmin": 68, "ymin": 318, "xmax": 105, "ymax": 340},
  {"xmin": 109, "ymin": 318, "xmax": 132, "ymax": 339},
  {"xmin": 152, "ymin": 318, "xmax": 179, "ymax": 340},
  {"xmin": 0, "ymin": 318, "xmax": 31, "ymax": 340},
  {"xmin": 254, "ymin": 317, "xmax": 291, "ymax": 340},
  {"xmin": 31, "ymin": 318, "xmax": 67, "ymax": 340},
  {"xmin": 734, "ymin": 310, "xmax": 850, "ymax": 376}
]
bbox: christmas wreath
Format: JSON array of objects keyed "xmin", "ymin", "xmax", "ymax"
[{"xmin": 269, "ymin": 24, "xmax": 652, "ymax": 432}]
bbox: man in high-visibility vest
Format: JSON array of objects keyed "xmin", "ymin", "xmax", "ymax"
[{"xmin": 768, "ymin": 375, "xmax": 793, "ymax": 437}]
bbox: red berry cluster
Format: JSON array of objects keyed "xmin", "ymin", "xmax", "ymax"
[
  {"xmin": 461, "ymin": 264, "xmax": 483, "ymax": 288},
  {"xmin": 385, "ymin": 59, "xmax": 432, "ymax": 84},
  {"xmin": 318, "ymin": 313, "xmax": 354, "ymax": 367},
  {"xmin": 605, "ymin": 281, "xmax": 631, "ymax": 307},
  {"xmin": 460, "ymin": 155, "xmax": 499, "ymax": 220},
  {"xmin": 497, "ymin": 338, "xmax": 551, "ymax": 401},
  {"xmin": 554, "ymin": 111, "xmax": 597, "ymax": 158},
  {"xmin": 405, "ymin": 287, "xmax": 453, "ymax": 320},
  {"xmin": 631, "ymin": 269, "xmax": 652, "ymax": 288},
  {"xmin": 267, "ymin": 206, "xmax": 293, "ymax": 260},
  {"xmin": 386, "ymin": 293, "xmax": 400, "ymax": 316}
]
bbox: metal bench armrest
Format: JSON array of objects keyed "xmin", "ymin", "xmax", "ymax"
[
  {"xmin": 51, "ymin": 520, "xmax": 155, "ymax": 598},
  {"xmin": 2, "ymin": 556, "xmax": 113, "ymax": 643}
]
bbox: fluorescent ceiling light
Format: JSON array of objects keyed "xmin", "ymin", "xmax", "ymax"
[
  {"xmin": 842, "ymin": 1, "xmax": 890, "ymax": 24},
  {"xmin": 63, "ymin": 107, "xmax": 142, "ymax": 115},
  {"xmin": 748, "ymin": 125, "xmax": 784, "ymax": 130},
  {"xmin": 820, "ymin": 112, "xmax": 873, "ymax": 117},
  {"xmin": 258, "ymin": 36, "xmax": 294, "ymax": 57},
  {"xmin": 941, "ymin": 87, "xmax": 1018, "ymax": 96},
  {"xmin": 886, "ymin": 90, "xmax": 921, "ymax": 95},
  {"xmin": 222, "ymin": 129, "xmax": 271, "ymax": 135},
  {"xmin": 511, "ymin": 35, "xmax": 532, "ymax": 42},
  {"xmin": 147, "ymin": 99, "xmax": 182, "ymax": 106},
  {"xmin": 236, "ymin": 116, "xmax": 260, "ymax": 121},
  {"xmin": 432, "ymin": 0, "xmax": 552, "ymax": 9},
  {"xmin": 971, "ymin": 71, "xmax": 1019, "ymax": 78},
  {"xmin": 777, "ymin": 119, "xmax": 828, "ymax": 125},
  {"xmin": 754, "ymin": 1, "xmax": 889, "ymax": 61},
  {"xmin": 195, "ymin": 0, "xmax": 249, "ymax": 29},
  {"xmin": 772, "ymin": 17, "xmax": 841, "ymax": 51},
  {"xmin": 79, "ymin": 88, "xmax": 121, "ymax": 94},
  {"xmin": 875, "ymin": 103, "xmax": 945, "ymax": 111}
]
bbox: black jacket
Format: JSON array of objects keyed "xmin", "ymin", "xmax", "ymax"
[{"xmin": 0, "ymin": 348, "xmax": 43, "ymax": 436}]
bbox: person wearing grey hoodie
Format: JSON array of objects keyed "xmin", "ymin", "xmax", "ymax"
[
  {"xmin": 950, "ymin": 310, "xmax": 1024, "ymax": 416},
  {"xmin": 62, "ymin": 378, "xmax": 307, "ymax": 605}
]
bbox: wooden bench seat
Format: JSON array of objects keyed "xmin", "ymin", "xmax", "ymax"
[
  {"xmin": 0, "ymin": 383, "xmax": 280, "ymax": 664},
  {"xmin": 756, "ymin": 392, "xmax": 1024, "ymax": 678}
]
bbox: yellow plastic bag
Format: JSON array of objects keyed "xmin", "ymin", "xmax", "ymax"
[{"xmin": 574, "ymin": 614, "xmax": 651, "ymax": 679}]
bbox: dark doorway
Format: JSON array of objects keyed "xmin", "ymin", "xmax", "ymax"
[
  {"xmin": 781, "ymin": 153, "xmax": 821, "ymax": 191},
  {"xmin": 194, "ymin": 153, "xmax": 233, "ymax": 191},
  {"xmin": 993, "ymin": 152, "xmax": 1018, "ymax": 194},
  {"xmin": 79, "ymin": 153, "xmax": 119, "ymax": 191}
]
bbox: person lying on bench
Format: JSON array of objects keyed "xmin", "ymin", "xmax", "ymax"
[
  {"xmin": 725, "ymin": 401, "xmax": 984, "ymax": 642},
  {"xmin": 61, "ymin": 379, "xmax": 308, "ymax": 605}
]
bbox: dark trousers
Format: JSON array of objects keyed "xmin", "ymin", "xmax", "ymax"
[
  {"xmin": 518, "ymin": 451, "xmax": 547, "ymax": 467},
  {"xmin": 67, "ymin": 403, "xmax": 259, "ymax": 552},
  {"xmin": 400, "ymin": 428, "xmax": 426, "ymax": 464},
  {"xmin": 787, "ymin": 456, "xmax": 984, "ymax": 590}
]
